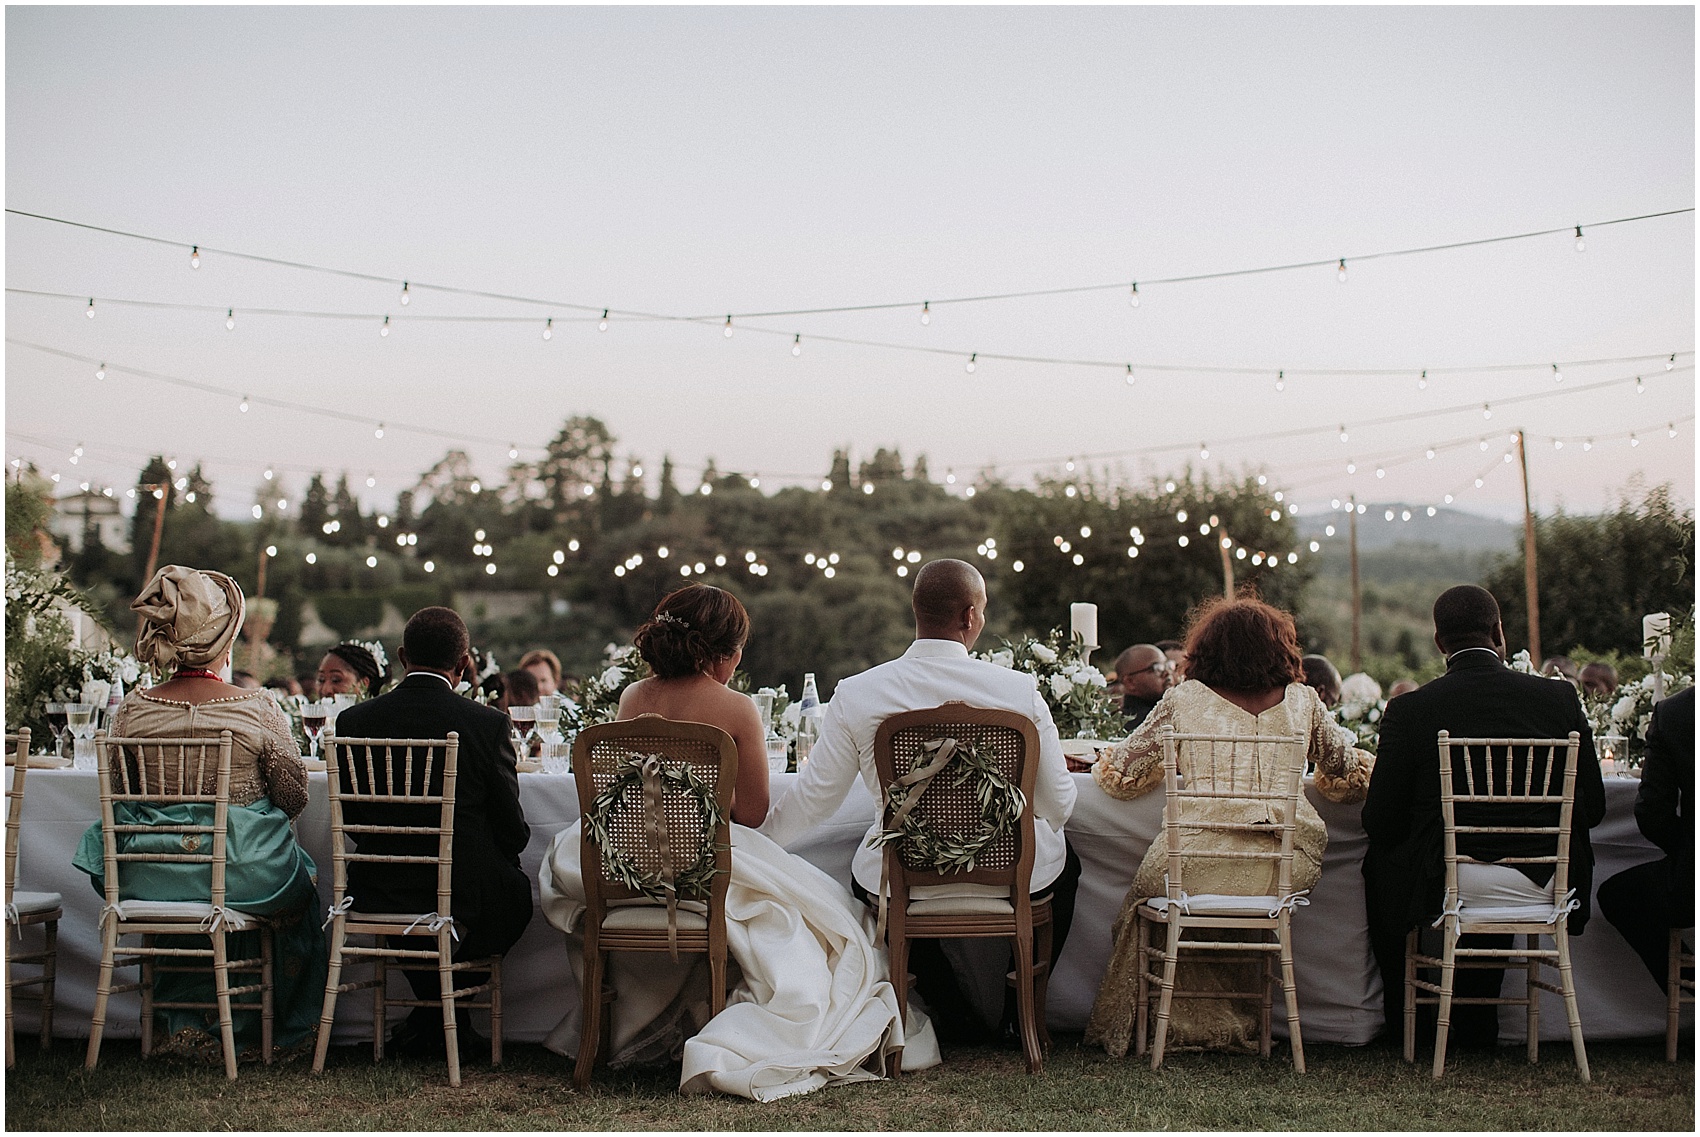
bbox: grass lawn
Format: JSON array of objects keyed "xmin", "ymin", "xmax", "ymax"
[{"xmin": 6, "ymin": 1033, "xmax": 1692, "ymax": 1131}]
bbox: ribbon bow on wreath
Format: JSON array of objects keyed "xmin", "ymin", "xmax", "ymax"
[{"xmin": 867, "ymin": 735, "xmax": 1026, "ymax": 941}]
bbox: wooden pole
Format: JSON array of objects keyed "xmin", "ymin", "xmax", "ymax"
[
  {"xmin": 1517, "ymin": 429, "xmax": 1541, "ymax": 663},
  {"xmin": 1217, "ymin": 533, "xmax": 1235, "ymax": 598},
  {"xmin": 1349, "ymin": 498, "xmax": 1361, "ymax": 673},
  {"xmin": 134, "ymin": 484, "xmax": 169, "ymax": 641}
]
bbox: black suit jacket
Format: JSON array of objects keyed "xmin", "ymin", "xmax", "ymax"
[
  {"xmin": 1636, "ymin": 686, "xmax": 1694, "ymax": 923},
  {"xmin": 332, "ymin": 674, "xmax": 531, "ymax": 932},
  {"xmin": 1362, "ymin": 649, "xmax": 1606, "ymax": 934}
]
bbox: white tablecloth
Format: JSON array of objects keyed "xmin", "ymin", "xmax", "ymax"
[{"xmin": 8, "ymin": 768, "xmax": 1683, "ymax": 1046}]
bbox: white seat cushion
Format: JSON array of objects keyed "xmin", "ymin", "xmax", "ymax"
[
  {"xmin": 8, "ymin": 891, "xmax": 62, "ymax": 917},
  {"xmin": 1458, "ymin": 904, "xmax": 1570, "ymax": 926},
  {"xmin": 112, "ymin": 900, "xmax": 257, "ymax": 930},
  {"xmin": 1141, "ymin": 894, "xmax": 1282, "ymax": 918},
  {"xmin": 907, "ymin": 896, "xmax": 1015, "ymax": 916},
  {"xmin": 909, "ymin": 882, "xmax": 1010, "ymax": 901},
  {"xmin": 1455, "ymin": 861, "xmax": 1561, "ymax": 925},
  {"xmin": 601, "ymin": 906, "xmax": 710, "ymax": 931}
]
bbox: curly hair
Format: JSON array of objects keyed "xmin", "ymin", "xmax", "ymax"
[
  {"xmin": 633, "ymin": 584, "xmax": 750, "ymax": 680},
  {"xmin": 1181, "ymin": 595, "xmax": 1305, "ymax": 692},
  {"xmin": 325, "ymin": 641, "xmax": 385, "ymax": 691}
]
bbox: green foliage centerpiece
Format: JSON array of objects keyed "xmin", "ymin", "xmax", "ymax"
[
  {"xmin": 972, "ymin": 627, "xmax": 1124, "ymax": 740},
  {"xmin": 576, "ymin": 643, "xmax": 651, "ymax": 726}
]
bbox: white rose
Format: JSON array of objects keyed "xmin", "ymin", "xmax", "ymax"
[
  {"xmin": 781, "ymin": 703, "xmax": 801, "ymax": 727},
  {"xmin": 1611, "ymin": 696, "xmax": 1637, "ymax": 723},
  {"xmin": 1367, "ymin": 708, "xmax": 1381, "ymax": 723},
  {"xmin": 989, "ymin": 650, "xmax": 1015, "ymax": 669},
  {"xmin": 82, "ymin": 679, "xmax": 110, "ymax": 709},
  {"xmin": 1049, "ymin": 674, "xmax": 1073, "ymax": 701},
  {"xmin": 1637, "ymin": 713, "xmax": 1653, "ymax": 740},
  {"xmin": 1030, "ymin": 643, "xmax": 1058, "ymax": 664},
  {"xmin": 600, "ymin": 666, "xmax": 625, "ymax": 688}
]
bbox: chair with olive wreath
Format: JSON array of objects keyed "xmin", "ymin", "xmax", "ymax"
[
  {"xmin": 871, "ymin": 703, "xmax": 1050, "ymax": 1074},
  {"xmin": 570, "ymin": 716, "xmax": 737, "ymax": 1088}
]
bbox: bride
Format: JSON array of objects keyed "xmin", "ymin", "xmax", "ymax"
[{"xmin": 539, "ymin": 583, "xmax": 938, "ymax": 1100}]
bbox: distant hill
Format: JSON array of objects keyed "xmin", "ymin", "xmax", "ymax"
[{"xmin": 1297, "ymin": 504, "xmax": 1518, "ymax": 555}]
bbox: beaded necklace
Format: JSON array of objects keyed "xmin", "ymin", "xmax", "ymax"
[{"xmin": 173, "ymin": 667, "xmax": 224, "ymax": 681}]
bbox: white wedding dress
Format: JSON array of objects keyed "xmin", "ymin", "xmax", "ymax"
[{"xmin": 539, "ymin": 823, "xmax": 941, "ymax": 1101}]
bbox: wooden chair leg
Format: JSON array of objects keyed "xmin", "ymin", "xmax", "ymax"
[
  {"xmin": 489, "ymin": 956, "xmax": 503, "ymax": 1067},
  {"xmin": 211, "ymin": 930, "xmax": 238, "ymax": 1081},
  {"xmin": 260, "ymin": 926, "xmax": 275, "ymax": 1064},
  {"xmin": 313, "ymin": 920, "xmax": 346, "ymax": 1074},
  {"xmin": 1525, "ymin": 933, "xmax": 1540, "ymax": 1065},
  {"xmin": 438, "ymin": 929, "xmax": 460, "ymax": 1088},
  {"xmin": 1555, "ymin": 931, "xmax": 1590, "ymax": 1083},
  {"xmin": 709, "ymin": 943, "xmax": 728, "ymax": 1018},
  {"xmin": 1667, "ymin": 928, "xmax": 1682, "ymax": 1064},
  {"xmin": 1133, "ymin": 911, "xmax": 1151, "ymax": 1059},
  {"xmin": 5, "ymin": 933, "xmax": 14, "ymax": 1070},
  {"xmin": 1278, "ymin": 915, "xmax": 1304, "ymax": 1074},
  {"xmin": 1402, "ymin": 928, "xmax": 1418, "ymax": 1063},
  {"xmin": 574, "ymin": 942, "xmax": 605, "ymax": 1089},
  {"xmin": 1151, "ymin": 917, "xmax": 1181, "ymax": 1070},
  {"xmin": 372, "ymin": 940, "xmax": 387, "ymax": 1062},
  {"xmin": 1432, "ymin": 925, "xmax": 1456, "ymax": 1080},
  {"xmin": 1258, "ymin": 949, "xmax": 1273, "ymax": 1059},
  {"xmin": 1011, "ymin": 931, "xmax": 1041, "ymax": 1074},
  {"xmin": 887, "ymin": 932, "xmax": 909, "ymax": 1079},
  {"xmin": 1034, "ymin": 915, "xmax": 1053, "ymax": 1053},
  {"xmin": 140, "ymin": 936, "xmax": 155, "ymax": 1057},
  {"xmin": 39, "ymin": 919, "xmax": 56, "ymax": 1050},
  {"xmin": 86, "ymin": 920, "xmax": 120, "ymax": 1070}
]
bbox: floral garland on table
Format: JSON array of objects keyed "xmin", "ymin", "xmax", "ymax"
[
  {"xmin": 582, "ymin": 753, "xmax": 727, "ymax": 899},
  {"xmin": 1585, "ymin": 671, "xmax": 1694, "ymax": 770},
  {"xmin": 4, "ymin": 554, "xmax": 144, "ymax": 741},
  {"xmin": 973, "ymin": 627, "xmax": 1124, "ymax": 741},
  {"xmin": 867, "ymin": 738, "xmax": 1027, "ymax": 873},
  {"xmin": 576, "ymin": 643, "xmax": 651, "ymax": 726}
]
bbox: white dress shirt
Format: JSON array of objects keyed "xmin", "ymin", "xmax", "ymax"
[{"xmin": 759, "ymin": 638, "xmax": 1078, "ymax": 893}]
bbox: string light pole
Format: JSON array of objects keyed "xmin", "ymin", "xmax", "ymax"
[{"xmin": 1517, "ymin": 429, "xmax": 1542, "ymax": 662}]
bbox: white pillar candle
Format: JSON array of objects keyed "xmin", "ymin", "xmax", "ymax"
[
  {"xmin": 1643, "ymin": 612, "xmax": 1672, "ymax": 659},
  {"xmin": 1070, "ymin": 603, "xmax": 1099, "ymax": 649}
]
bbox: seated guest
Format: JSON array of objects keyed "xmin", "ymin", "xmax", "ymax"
[
  {"xmin": 1387, "ymin": 678, "xmax": 1420, "ymax": 699},
  {"xmin": 295, "ymin": 672, "xmax": 319, "ymax": 700},
  {"xmin": 1157, "ymin": 639, "xmax": 1186, "ymax": 685},
  {"xmin": 230, "ymin": 669, "xmax": 262, "ymax": 690},
  {"xmin": 333, "ymin": 607, "xmax": 532, "ymax": 1057},
  {"xmin": 1597, "ymin": 686, "xmax": 1693, "ymax": 990},
  {"xmin": 317, "ymin": 640, "xmax": 387, "ymax": 700},
  {"xmin": 1580, "ymin": 661, "xmax": 1620, "ymax": 697},
  {"xmin": 1541, "ymin": 655, "xmax": 1581, "ymax": 687},
  {"xmin": 264, "ymin": 675, "xmax": 302, "ymax": 697},
  {"xmin": 1363, "ymin": 585, "xmax": 1605, "ymax": 1047},
  {"xmin": 518, "ymin": 649, "xmax": 563, "ymax": 697},
  {"xmin": 1302, "ymin": 654, "xmax": 1343, "ymax": 708},
  {"xmin": 1113, "ymin": 643, "xmax": 1170, "ymax": 731},
  {"xmin": 73, "ymin": 566, "xmax": 325, "ymax": 1060},
  {"xmin": 496, "ymin": 667, "xmax": 540, "ymax": 714},
  {"xmin": 760, "ymin": 559, "xmax": 1079, "ymax": 1045},
  {"xmin": 1086, "ymin": 597, "xmax": 1373, "ymax": 1057}
]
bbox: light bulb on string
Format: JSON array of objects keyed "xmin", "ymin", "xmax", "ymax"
[
  {"xmin": 374, "ymin": 423, "xmax": 385, "ymax": 439},
  {"xmin": 1475, "ymin": 477, "xmax": 1485, "ymax": 488},
  {"xmin": 965, "ymin": 353, "xmax": 977, "ymax": 374},
  {"xmin": 1125, "ymin": 364, "xmax": 1135, "ymax": 386},
  {"xmin": 1480, "ymin": 438, "xmax": 1490, "ymax": 451},
  {"xmin": 399, "ymin": 282, "xmax": 411, "ymax": 306},
  {"xmin": 1418, "ymin": 370, "xmax": 1427, "ymax": 390},
  {"xmin": 723, "ymin": 315, "xmax": 733, "ymax": 338},
  {"xmin": 792, "ymin": 335, "xmax": 801, "ymax": 358},
  {"xmin": 85, "ymin": 298, "xmax": 95, "ymax": 319},
  {"xmin": 238, "ymin": 395, "xmax": 249, "ymax": 413},
  {"xmin": 1275, "ymin": 370, "xmax": 1285, "ymax": 393},
  {"xmin": 1667, "ymin": 355, "xmax": 1675, "ymax": 371},
  {"xmin": 1574, "ymin": 225, "xmax": 1585, "ymax": 252},
  {"xmin": 190, "ymin": 246, "xmax": 200, "ymax": 269},
  {"xmin": 1670, "ymin": 423, "xmax": 1679, "ymax": 439},
  {"xmin": 1630, "ymin": 434, "xmax": 1640, "ymax": 447},
  {"xmin": 1128, "ymin": 282, "xmax": 1140, "ymax": 308},
  {"xmin": 598, "ymin": 310, "xmax": 609, "ymax": 332},
  {"xmin": 1338, "ymin": 425, "xmax": 1349, "ymax": 443},
  {"xmin": 1199, "ymin": 443, "xmax": 1210, "ymax": 460},
  {"xmin": 1636, "ymin": 376, "xmax": 1645, "ymax": 394},
  {"xmin": 263, "ymin": 467, "xmax": 274, "ymax": 480},
  {"xmin": 1482, "ymin": 403, "xmax": 1492, "ymax": 420},
  {"xmin": 508, "ymin": 444, "xmax": 519, "ymax": 460},
  {"xmin": 380, "ymin": 316, "xmax": 390, "ymax": 337},
  {"xmin": 1583, "ymin": 439, "xmax": 1593, "ymax": 451},
  {"xmin": 366, "ymin": 473, "xmax": 376, "ymax": 488},
  {"xmin": 1375, "ymin": 467, "xmax": 1385, "ymax": 479},
  {"xmin": 226, "ymin": 309, "xmax": 236, "ymax": 331},
  {"xmin": 920, "ymin": 301, "xmax": 931, "ymax": 326},
  {"xmin": 1346, "ymin": 462, "xmax": 1357, "ymax": 474},
  {"xmin": 542, "ymin": 318, "xmax": 553, "ymax": 340},
  {"xmin": 1425, "ymin": 446, "xmax": 1435, "ymax": 459},
  {"xmin": 1553, "ymin": 439, "xmax": 1563, "ymax": 450},
  {"xmin": 1336, "ymin": 258, "xmax": 1348, "ymax": 283},
  {"xmin": 95, "ymin": 362, "xmax": 105, "ymax": 381},
  {"xmin": 1552, "ymin": 363, "xmax": 1563, "ymax": 383}
]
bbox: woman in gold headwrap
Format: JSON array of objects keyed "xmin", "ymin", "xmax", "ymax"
[{"xmin": 73, "ymin": 565, "xmax": 327, "ymax": 1062}]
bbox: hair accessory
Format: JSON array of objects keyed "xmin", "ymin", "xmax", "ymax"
[
  {"xmin": 654, "ymin": 611, "xmax": 690, "ymax": 630},
  {"xmin": 353, "ymin": 639, "xmax": 389, "ymax": 672}
]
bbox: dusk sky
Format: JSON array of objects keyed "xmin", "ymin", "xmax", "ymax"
[{"xmin": 6, "ymin": 6, "xmax": 1693, "ymax": 525}]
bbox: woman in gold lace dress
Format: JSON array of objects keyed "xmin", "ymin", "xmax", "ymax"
[
  {"xmin": 73, "ymin": 566, "xmax": 326, "ymax": 1061},
  {"xmin": 1084, "ymin": 596, "xmax": 1374, "ymax": 1058}
]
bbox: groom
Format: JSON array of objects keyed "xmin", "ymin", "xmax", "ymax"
[{"xmin": 760, "ymin": 558, "xmax": 1080, "ymax": 1044}]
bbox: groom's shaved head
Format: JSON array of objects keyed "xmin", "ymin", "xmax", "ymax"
[{"xmin": 912, "ymin": 559, "xmax": 985, "ymax": 634}]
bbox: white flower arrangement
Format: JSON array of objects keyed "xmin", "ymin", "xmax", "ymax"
[
  {"xmin": 1331, "ymin": 698, "xmax": 1386, "ymax": 753},
  {"xmin": 1584, "ymin": 670, "xmax": 1693, "ymax": 769},
  {"xmin": 577, "ymin": 643, "xmax": 650, "ymax": 726},
  {"xmin": 971, "ymin": 627, "xmax": 1122, "ymax": 740},
  {"xmin": 755, "ymin": 685, "xmax": 798, "ymax": 743}
]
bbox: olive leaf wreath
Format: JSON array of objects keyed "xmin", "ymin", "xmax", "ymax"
[
  {"xmin": 868, "ymin": 739, "xmax": 1026, "ymax": 873},
  {"xmin": 582, "ymin": 753, "xmax": 727, "ymax": 899}
]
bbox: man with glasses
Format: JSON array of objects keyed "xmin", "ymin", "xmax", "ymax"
[{"xmin": 1113, "ymin": 643, "xmax": 1170, "ymax": 731}]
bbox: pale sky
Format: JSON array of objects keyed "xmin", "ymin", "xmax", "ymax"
[{"xmin": 6, "ymin": 6, "xmax": 1694, "ymax": 525}]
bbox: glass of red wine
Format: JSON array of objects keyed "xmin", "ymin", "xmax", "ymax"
[
  {"xmin": 44, "ymin": 702, "xmax": 69, "ymax": 758},
  {"xmin": 508, "ymin": 703, "xmax": 537, "ymax": 756},
  {"xmin": 301, "ymin": 701, "xmax": 329, "ymax": 759}
]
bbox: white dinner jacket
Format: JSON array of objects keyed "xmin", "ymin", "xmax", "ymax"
[{"xmin": 759, "ymin": 637, "xmax": 1077, "ymax": 893}]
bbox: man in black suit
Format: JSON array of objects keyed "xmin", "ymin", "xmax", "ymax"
[
  {"xmin": 1597, "ymin": 686, "xmax": 1693, "ymax": 990},
  {"xmin": 1362, "ymin": 585, "xmax": 1606, "ymax": 1046},
  {"xmin": 334, "ymin": 606, "xmax": 532, "ymax": 1055}
]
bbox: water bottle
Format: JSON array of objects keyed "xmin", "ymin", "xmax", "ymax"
[
  {"xmin": 104, "ymin": 675, "xmax": 125, "ymax": 731},
  {"xmin": 795, "ymin": 673, "xmax": 822, "ymax": 767}
]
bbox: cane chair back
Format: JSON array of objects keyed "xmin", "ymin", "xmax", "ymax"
[
  {"xmin": 314, "ymin": 732, "xmax": 501, "ymax": 1088},
  {"xmin": 85, "ymin": 731, "xmax": 272, "ymax": 1081},
  {"xmin": 873, "ymin": 703, "xmax": 1051, "ymax": 1073},
  {"xmin": 1133, "ymin": 727, "xmax": 1310, "ymax": 1072},
  {"xmin": 1404, "ymin": 732, "xmax": 1589, "ymax": 1081},
  {"xmin": 6, "ymin": 729, "xmax": 61, "ymax": 1068},
  {"xmin": 570, "ymin": 716, "xmax": 737, "ymax": 1088},
  {"xmin": 1669, "ymin": 928, "xmax": 1693, "ymax": 1062}
]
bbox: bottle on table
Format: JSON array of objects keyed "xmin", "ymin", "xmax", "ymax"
[
  {"xmin": 103, "ymin": 676, "xmax": 125, "ymax": 731},
  {"xmin": 795, "ymin": 673, "xmax": 822, "ymax": 768}
]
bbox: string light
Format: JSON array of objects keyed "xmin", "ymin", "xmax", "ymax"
[
  {"xmin": 1630, "ymin": 433, "xmax": 1640, "ymax": 447},
  {"xmin": 509, "ymin": 444, "xmax": 519, "ymax": 460},
  {"xmin": 598, "ymin": 310, "xmax": 609, "ymax": 332},
  {"xmin": 1553, "ymin": 439, "xmax": 1563, "ymax": 450},
  {"xmin": 1574, "ymin": 225, "xmax": 1585, "ymax": 253},
  {"xmin": 238, "ymin": 395, "xmax": 249, "ymax": 413},
  {"xmin": 920, "ymin": 301, "xmax": 931, "ymax": 326},
  {"xmin": 190, "ymin": 246, "xmax": 200, "ymax": 269},
  {"xmin": 1425, "ymin": 446, "xmax": 1436, "ymax": 459},
  {"xmin": 366, "ymin": 473, "xmax": 376, "ymax": 488},
  {"xmin": 374, "ymin": 423, "xmax": 385, "ymax": 439},
  {"xmin": 542, "ymin": 318, "xmax": 553, "ymax": 340},
  {"xmin": 1418, "ymin": 370, "xmax": 1428, "ymax": 390},
  {"xmin": 1583, "ymin": 438, "xmax": 1593, "ymax": 451},
  {"xmin": 85, "ymin": 298, "xmax": 94, "ymax": 318},
  {"xmin": 1668, "ymin": 355, "xmax": 1676, "ymax": 371},
  {"xmin": 1636, "ymin": 376, "xmax": 1645, "ymax": 394},
  {"xmin": 1482, "ymin": 403, "xmax": 1492, "ymax": 420},
  {"xmin": 400, "ymin": 282, "xmax": 411, "ymax": 306},
  {"xmin": 1128, "ymin": 282, "xmax": 1140, "ymax": 308},
  {"xmin": 95, "ymin": 362, "xmax": 105, "ymax": 381},
  {"xmin": 723, "ymin": 315, "xmax": 733, "ymax": 338},
  {"xmin": 1552, "ymin": 363, "xmax": 1563, "ymax": 383},
  {"xmin": 1338, "ymin": 425, "xmax": 1349, "ymax": 443},
  {"xmin": 1336, "ymin": 258, "xmax": 1348, "ymax": 283},
  {"xmin": 1125, "ymin": 364, "xmax": 1135, "ymax": 386},
  {"xmin": 264, "ymin": 467, "xmax": 274, "ymax": 480},
  {"xmin": 380, "ymin": 316, "xmax": 390, "ymax": 337},
  {"xmin": 226, "ymin": 309, "xmax": 236, "ymax": 331},
  {"xmin": 1275, "ymin": 370, "xmax": 1285, "ymax": 392},
  {"xmin": 792, "ymin": 334, "xmax": 801, "ymax": 357},
  {"xmin": 965, "ymin": 353, "xmax": 977, "ymax": 374},
  {"xmin": 1670, "ymin": 423, "xmax": 1679, "ymax": 438},
  {"xmin": 1199, "ymin": 442, "xmax": 1210, "ymax": 460}
]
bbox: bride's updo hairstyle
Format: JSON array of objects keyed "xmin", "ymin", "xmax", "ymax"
[
  {"xmin": 633, "ymin": 583, "xmax": 751, "ymax": 679},
  {"xmin": 1182, "ymin": 594, "xmax": 1305, "ymax": 692}
]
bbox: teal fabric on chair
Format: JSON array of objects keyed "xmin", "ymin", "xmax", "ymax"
[{"xmin": 74, "ymin": 798, "xmax": 327, "ymax": 1054}]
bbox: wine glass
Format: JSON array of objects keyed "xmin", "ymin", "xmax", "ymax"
[
  {"xmin": 65, "ymin": 703, "xmax": 96, "ymax": 770},
  {"xmin": 535, "ymin": 694, "xmax": 564, "ymax": 749},
  {"xmin": 301, "ymin": 702, "xmax": 329, "ymax": 759},
  {"xmin": 751, "ymin": 692, "xmax": 774, "ymax": 735},
  {"xmin": 508, "ymin": 703, "xmax": 537, "ymax": 756},
  {"xmin": 44, "ymin": 702, "xmax": 69, "ymax": 757}
]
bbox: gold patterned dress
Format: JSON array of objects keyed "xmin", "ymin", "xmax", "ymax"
[{"xmin": 1083, "ymin": 680, "xmax": 1373, "ymax": 1057}]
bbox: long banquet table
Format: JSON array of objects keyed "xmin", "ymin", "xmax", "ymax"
[{"xmin": 7, "ymin": 766, "xmax": 1685, "ymax": 1048}]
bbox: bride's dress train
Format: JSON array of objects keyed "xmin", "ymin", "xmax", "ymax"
[{"xmin": 540, "ymin": 822, "xmax": 941, "ymax": 1101}]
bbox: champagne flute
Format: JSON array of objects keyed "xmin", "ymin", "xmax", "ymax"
[
  {"xmin": 536, "ymin": 694, "xmax": 563, "ymax": 749},
  {"xmin": 44, "ymin": 702, "xmax": 69, "ymax": 757},
  {"xmin": 65, "ymin": 703, "xmax": 96, "ymax": 770},
  {"xmin": 301, "ymin": 702, "xmax": 329, "ymax": 759}
]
